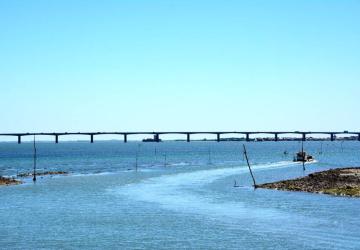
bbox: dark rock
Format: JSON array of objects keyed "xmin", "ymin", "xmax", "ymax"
[{"xmin": 0, "ymin": 176, "xmax": 23, "ymax": 186}]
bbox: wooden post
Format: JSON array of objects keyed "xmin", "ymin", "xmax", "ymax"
[
  {"xmin": 301, "ymin": 141, "xmax": 305, "ymax": 171},
  {"xmin": 135, "ymin": 152, "xmax": 138, "ymax": 172},
  {"xmin": 33, "ymin": 136, "xmax": 37, "ymax": 182},
  {"xmin": 243, "ymin": 144, "xmax": 257, "ymax": 188},
  {"xmin": 208, "ymin": 147, "xmax": 212, "ymax": 165},
  {"xmin": 135, "ymin": 144, "xmax": 141, "ymax": 172}
]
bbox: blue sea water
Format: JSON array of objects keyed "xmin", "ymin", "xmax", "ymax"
[{"xmin": 1, "ymin": 141, "xmax": 360, "ymax": 249}]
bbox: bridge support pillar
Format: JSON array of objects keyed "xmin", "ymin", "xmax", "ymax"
[
  {"xmin": 302, "ymin": 133, "xmax": 306, "ymax": 141},
  {"xmin": 217, "ymin": 133, "xmax": 220, "ymax": 142},
  {"xmin": 17, "ymin": 135, "xmax": 21, "ymax": 144},
  {"xmin": 246, "ymin": 133, "xmax": 250, "ymax": 142},
  {"xmin": 330, "ymin": 133, "xmax": 335, "ymax": 141},
  {"xmin": 274, "ymin": 133, "xmax": 278, "ymax": 142},
  {"xmin": 124, "ymin": 134, "xmax": 127, "ymax": 143},
  {"xmin": 358, "ymin": 134, "xmax": 360, "ymax": 141},
  {"xmin": 187, "ymin": 133, "xmax": 190, "ymax": 142},
  {"xmin": 90, "ymin": 134, "xmax": 94, "ymax": 143},
  {"xmin": 55, "ymin": 135, "xmax": 58, "ymax": 143}
]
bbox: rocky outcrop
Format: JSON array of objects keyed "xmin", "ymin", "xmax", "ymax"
[
  {"xmin": 258, "ymin": 167, "xmax": 360, "ymax": 197},
  {"xmin": 0, "ymin": 176, "xmax": 23, "ymax": 186},
  {"xmin": 17, "ymin": 171, "xmax": 68, "ymax": 178}
]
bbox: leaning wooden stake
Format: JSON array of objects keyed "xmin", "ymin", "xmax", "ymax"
[
  {"xmin": 243, "ymin": 144, "xmax": 257, "ymax": 188},
  {"xmin": 33, "ymin": 135, "xmax": 37, "ymax": 182}
]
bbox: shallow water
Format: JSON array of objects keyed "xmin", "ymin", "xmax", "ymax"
[{"xmin": 1, "ymin": 141, "xmax": 360, "ymax": 249}]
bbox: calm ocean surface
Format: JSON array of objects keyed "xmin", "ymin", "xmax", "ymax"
[{"xmin": 1, "ymin": 141, "xmax": 360, "ymax": 249}]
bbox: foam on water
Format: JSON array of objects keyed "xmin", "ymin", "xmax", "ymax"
[
  {"xmin": 113, "ymin": 161, "xmax": 298, "ymax": 217},
  {"xmin": 111, "ymin": 160, "xmax": 360, "ymax": 248},
  {"xmin": 169, "ymin": 161, "xmax": 190, "ymax": 166}
]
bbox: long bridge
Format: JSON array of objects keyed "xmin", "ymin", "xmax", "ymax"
[{"xmin": 0, "ymin": 131, "xmax": 359, "ymax": 144}]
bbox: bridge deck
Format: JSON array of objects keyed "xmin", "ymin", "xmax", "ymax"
[{"xmin": 0, "ymin": 131, "xmax": 359, "ymax": 143}]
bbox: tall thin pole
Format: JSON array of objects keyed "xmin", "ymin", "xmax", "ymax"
[
  {"xmin": 33, "ymin": 135, "xmax": 37, "ymax": 182},
  {"xmin": 154, "ymin": 147, "xmax": 157, "ymax": 161},
  {"xmin": 135, "ymin": 152, "xmax": 138, "ymax": 172},
  {"xmin": 243, "ymin": 144, "xmax": 257, "ymax": 188},
  {"xmin": 319, "ymin": 142, "xmax": 323, "ymax": 155},
  {"xmin": 208, "ymin": 147, "xmax": 212, "ymax": 165},
  {"xmin": 302, "ymin": 141, "xmax": 305, "ymax": 171},
  {"xmin": 135, "ymin": 144, "xmax": 140, "ymax": 172}
]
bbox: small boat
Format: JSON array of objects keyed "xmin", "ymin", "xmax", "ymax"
[
  {"xmin": 293, "ymin": 151, "xmax": 314, "ymax": 162},
  {"xmin": 142, "ymin": 138, "xmax": 162, "ymax": 142}
]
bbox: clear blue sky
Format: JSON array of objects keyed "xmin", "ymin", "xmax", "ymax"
[{"xmin": 1, "ymin": 0, "xmax": 359, "ymax": 134}]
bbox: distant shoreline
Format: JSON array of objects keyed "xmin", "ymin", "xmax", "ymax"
[{"xmin": 258, "ymin": 167, "xmax": 360, "ymax": 197}]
